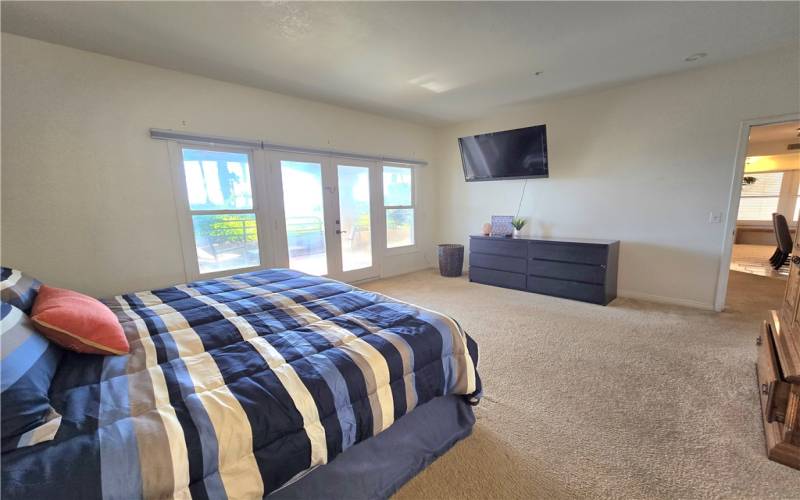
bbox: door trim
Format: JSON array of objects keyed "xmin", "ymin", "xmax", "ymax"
[{"xmin": 714, "ymin": 112, "xmax": 800, "ymax": 312}]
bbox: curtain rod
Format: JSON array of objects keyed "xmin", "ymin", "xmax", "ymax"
[{"xmin": 149, "ymin": 129, "xmax": 427, "ymax": 166}]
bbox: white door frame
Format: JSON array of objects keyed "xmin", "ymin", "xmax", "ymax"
[{"xmin": 714, "ymin": 112, "xmax": 800, "ymax": 312}]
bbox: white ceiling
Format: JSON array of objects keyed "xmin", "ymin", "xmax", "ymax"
[{"xmin": 2, "ymin": 2, "xmax": 798, "ymax": 124}]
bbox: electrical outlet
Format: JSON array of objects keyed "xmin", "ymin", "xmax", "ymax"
[{"xmin": 708, "ymin": 212, "xmax": 723, "ymax": 224}]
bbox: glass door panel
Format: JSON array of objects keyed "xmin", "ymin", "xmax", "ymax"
[
  {"xmin": 280, "ymin": 160, "xmax": 328, "ymax": 275},
  {"xmin": 337, "ymin": 165, "xmax": 372, "ymax": 272}
]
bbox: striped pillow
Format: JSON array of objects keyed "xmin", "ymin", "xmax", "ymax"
[
  {"xmin": 1, "ymin": 267, "xmax": 42, "ymax": 314},
  {"xmin": 1, "ymin": 302, "xmax": 63, "ymax": 451}
]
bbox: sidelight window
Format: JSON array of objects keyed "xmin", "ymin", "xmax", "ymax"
[{"xmin": 383, "ymin": 166, "xmax": 415, "ymax": 248}]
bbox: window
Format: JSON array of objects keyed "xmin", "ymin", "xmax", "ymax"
[
  {"xmin": 794, "ymin": 175, "xmax": 800, "ymax": 221},
  {"xmin": 383, "ymin": 166, "xmax": 415, "ymax": 248},
  {"xmin": 181, "ymin": 148, "xmax": 260, "ymax": 274},
  {"xmin": 795, "ymin": 193, "xmax": 800, "ymax": 221},
  {"xmin": 738, "ymin": 172, "xmax": 784, "ymax": 222}
]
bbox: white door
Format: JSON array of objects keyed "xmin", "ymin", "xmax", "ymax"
[
  {"xmin": 270, "ymin": 153, "xmax": 379, "ymax": 282},
  {"xmin": 332, "ymin": 159, "xmax": 380, "ymax": 282}
]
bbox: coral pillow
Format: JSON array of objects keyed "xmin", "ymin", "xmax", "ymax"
[{"xmin": 30, "ymin": 285, "xmax": 129, "ymax": 355}]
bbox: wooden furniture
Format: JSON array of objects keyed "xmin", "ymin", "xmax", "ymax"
[
  {"xmin": 468, "ymin": 235, "xmax": 619, "ymax": 305},
  {"xmin": 756, "ymin": 218, "xmax": 800, "ymax": 469},
  {"xmin": 735, "ymin": 226, "xmax": 796, "ymax": 246}
]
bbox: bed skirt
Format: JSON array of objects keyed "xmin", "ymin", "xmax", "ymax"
[{"xmin": 270, "ymin": 395, "xmax": 476, "ymax": 499}]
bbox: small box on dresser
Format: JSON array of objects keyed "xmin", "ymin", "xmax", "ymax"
[{"xmin": 468, "ymin": 235, "xmax": 620, "ymax": 305}]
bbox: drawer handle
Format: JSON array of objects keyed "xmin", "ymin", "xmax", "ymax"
[
  {"xmin": 793, "ymin": 256, "xmax": 800, "ymax": 265},
  {"xmin": 761, "ymin": 383, "xmax": 769, "ymax": 395},
  {"xmin": 756, "ymin": 335, "xmax": 762, "ymax": 346}
]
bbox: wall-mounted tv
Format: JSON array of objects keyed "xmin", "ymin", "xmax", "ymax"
[{"xmin": 459, "ymin": 124, "xmax": 548, "ymax": 182}]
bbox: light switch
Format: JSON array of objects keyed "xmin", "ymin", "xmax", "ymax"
[{"xmin": 708, "ymin": 212, "xmax": 723, "ymax": 224}]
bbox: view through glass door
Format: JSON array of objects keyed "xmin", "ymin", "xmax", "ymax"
[
  {"xmin": 275, "ymin": 154, "xmax": 378, "ymax": 281},
  {"xmin": 279, "ymin": 157, "xmax": 329, "ymax": 276},
  {"xmin": 335, "ymin": 161, "xmax": 376, "ymax": 281}
]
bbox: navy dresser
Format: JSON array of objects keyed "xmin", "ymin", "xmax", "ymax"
[{"xmin": 468, "ymin": 235, "xmax": 620, "ymax": 305}]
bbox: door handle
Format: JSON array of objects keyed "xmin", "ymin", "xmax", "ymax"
[{"xmin": 336, "ymin": 230, "xmax": 347, "ymax": 234}]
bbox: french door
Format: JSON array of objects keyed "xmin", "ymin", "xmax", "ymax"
[{"xmin": 270, "ymin": 153, "xmax": 380, "ymax": 282}]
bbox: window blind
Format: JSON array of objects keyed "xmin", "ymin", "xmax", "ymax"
[{"xmin": 738, "ymin": 172, "xmax": 784, "ymax": 221}]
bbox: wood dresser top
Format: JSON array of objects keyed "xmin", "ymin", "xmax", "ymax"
[{"xmin": 770, "ymin": 309, "xmax": 800, "ymax": 382}]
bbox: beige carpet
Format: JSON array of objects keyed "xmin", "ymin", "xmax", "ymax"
[{"xmin": 357, "ymin": 269, "xmax": 799, "ymax": 499}]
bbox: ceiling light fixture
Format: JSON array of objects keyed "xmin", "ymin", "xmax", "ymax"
[{"xmin": 684, "ymin": 52, "xmax": 707, "ymax": 62}]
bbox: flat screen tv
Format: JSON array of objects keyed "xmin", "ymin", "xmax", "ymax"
[{"xmin": 459, "ymin": 124, "xmax": 548, "ymax": 181}]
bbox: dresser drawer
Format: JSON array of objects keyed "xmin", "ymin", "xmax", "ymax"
[
  {"xmin": 470, "ymin": 267, "xmax": 526, "ymax": 290},
  {"xmin": 528, "ymin": 259, "xmax": 606, "ymax": 284},
  {"xmin": 527, "ymin": 275, "xmax": 606, "ymax": 304},
  {"xmin": 470, "ymin": 238, "xmax": 527, "ymax": 258},
  {"xmin": 528, "ymin": 242, "xmax": 607, "ymax": 265},
  {"xmin": 757, "ymin": 321, "xmax": 790, "ymax": 423},
  {"xmin": 470, "ymin": 253, "xmax": 527, "ymax": 274}
]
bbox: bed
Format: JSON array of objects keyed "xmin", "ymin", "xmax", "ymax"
[{"xmin": 2, "ymin": 268, "xmax": 481, "ymax": 499}]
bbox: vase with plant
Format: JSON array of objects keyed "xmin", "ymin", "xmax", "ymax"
[{"xmin": 511, "ymin": 217, "xmax": 526, "ymax": 238}]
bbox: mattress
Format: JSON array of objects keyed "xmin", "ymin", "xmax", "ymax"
[{"xmin": 1, "ymin": 268, "xmax": 481, "ymax": 499}]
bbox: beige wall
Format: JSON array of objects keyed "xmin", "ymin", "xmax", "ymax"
[
  {"xmin": 4, "ymin": 33, "xmax": 799, "ymax": 308},
  {"xmin": 748, "ymin": 139, "xmax": 799, "ymax": 157},
  {"xmin": 744, "ymin": 153, "xmax": 800, "ymax": 173},
  {"xmin": 1, "ymin": 34, "xmax": 437, "ymax": 297},
  {"xmin": 434, "ymin": 47, "xmax": 799, "ymax": 309}
]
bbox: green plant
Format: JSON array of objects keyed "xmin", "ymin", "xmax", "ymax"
[
  {"xmin": 742, "ymin": 176, "xmax": 757, "ymax": 185},
  {"xmin": 195, "ymin": 215, "xmax": 258, "ymax": 247},
  {"xmin": 511, "ymin": 217, "xmax": 526, "ymax": 230}
]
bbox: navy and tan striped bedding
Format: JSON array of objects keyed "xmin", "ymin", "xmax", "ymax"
[{"xmin": 2, "ymin": 268, "xmax": 481, "ymax": 499}]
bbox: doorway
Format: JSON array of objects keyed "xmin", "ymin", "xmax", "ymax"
[
  {"xmin": 271, "ymin": 153, "xmax": 380, "ymax": 282},
  {"xmin": 716, "ymin": 115, "xmax": 800, "ymax": 311}
]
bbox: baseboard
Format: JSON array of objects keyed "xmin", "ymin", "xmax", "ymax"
[{"xmin": 617, "ymin": 289, "xmax": 714, "ymax": 311}]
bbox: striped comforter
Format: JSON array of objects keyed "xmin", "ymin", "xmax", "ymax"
[{"xmin": 2, "ymin": 269, "xmax": 481, "ymax": 499}]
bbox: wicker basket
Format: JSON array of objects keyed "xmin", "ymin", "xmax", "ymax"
[{"xmin": 438, "ymin": 244, "xmax": 464, "ymax": 277}]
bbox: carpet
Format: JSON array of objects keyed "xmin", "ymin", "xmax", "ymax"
[{"xmin": 358, "ymin": 270, "xmax": 799, "ymax": 498}]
